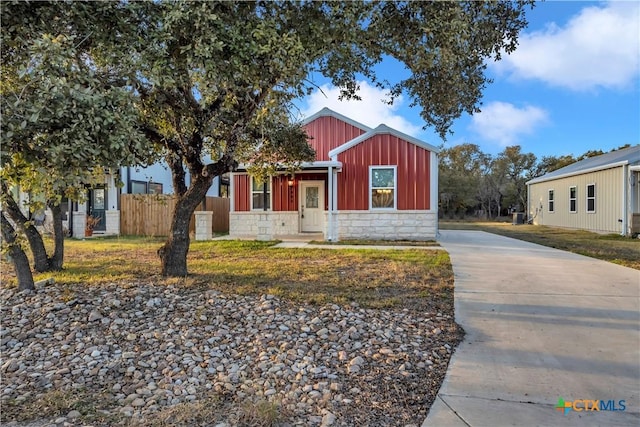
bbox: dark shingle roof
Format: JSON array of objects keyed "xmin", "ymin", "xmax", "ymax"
[{"xmin": 527, "ymin": 145, "xmax": 640, "ymax": 184}]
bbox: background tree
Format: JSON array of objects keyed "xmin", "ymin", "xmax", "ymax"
[
  {"xmin": 532, "ymin": 154, "xmax": 577, "ymax": 177},
  {"xmin": 1, "ymin": 2, "xmax": 150, "ymax": 289},
  {"xmin": 497, "ymin": 146, "xmax": 537, "ymax": 211},
  {"xmin": 439, "ymin": 143, "xmax": 488, "ymax": 218}
]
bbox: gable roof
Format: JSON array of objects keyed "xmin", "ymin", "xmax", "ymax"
[
  {"xmin": 527, "ymin": 144, "xmax": 640, "ymax": 185},
  {"xmin": 328, "ymin": 124, "xmax": 440, "ymax": 158},
  {"xmin": 302, "ymin": 107, "xmax": 372, "ymax": 132}
]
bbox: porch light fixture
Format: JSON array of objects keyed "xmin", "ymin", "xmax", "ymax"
[{"xmin": 288, "ymin": 178, "xmax": 294, "ymax": 187}]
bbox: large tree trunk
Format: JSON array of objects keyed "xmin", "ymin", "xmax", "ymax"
[
  {"xmin": 159, "ymin": 175, "xmax": 213, "ymax": 277},
  {"xmin": 1, "ymin": 212, "xmax": 35, "ymax": 291},
  {"xmin": 47, "ymin": 201, "xmax": 64, "ymax": 270},
  {"xmin": 0, "ymin": 182, "xmax": 51, "ymax": 272}
]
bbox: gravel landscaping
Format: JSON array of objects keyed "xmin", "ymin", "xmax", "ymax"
[{"xmin": 1, "ymin": 280, "xmax": 462, "ymax": 426}]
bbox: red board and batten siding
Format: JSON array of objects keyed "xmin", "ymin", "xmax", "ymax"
[
  {"xmin": 272, "ymin": 173, "xmax": 328, "ymax": 211},
  {"xmin": 336, "ymin": 134, "xmax": 431, "ymax": 211},
  {"xmin": 234, "ymin": 173, "xmax": 328, "ymax": 212},
  {"xmin": 303, "ymin": 116, "xmax": 367, "ymax": 161},
  {"xmin": 234, "ymin": 174, "xmax": 250, "ymax": 212}
]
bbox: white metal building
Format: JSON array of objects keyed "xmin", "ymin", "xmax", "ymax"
[{"xmin": 526, "ymin": 145, "xmax": 640, "ymax": 236}]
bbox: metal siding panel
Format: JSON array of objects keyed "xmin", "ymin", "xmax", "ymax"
[
  {"xmin": 272, "ymin": 176, "xmax": 287, "ymax": 211},
  {"xmin": 337, "ymin": 134, "xmax": 434, "ymax": 211},
  {"xmin": 529, "ymin": 167, "xmax": 623, "ymax": 233},
  {"xmin": 338, "ymin": 147, "xmax": 368, "ymax": 210},
  {"xmin": 235, "ymin": 175, "xmax": 249, "ymax": 212},
  {"xmin": 304, "ymin": 116, "xmax": 366, "ymax": 161}
]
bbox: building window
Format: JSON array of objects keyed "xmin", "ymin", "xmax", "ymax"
[
  {"xmin": 131, "ymin": 181, "xmax": 147, "ymax": 194},
  {"xmin": 131, "ymin": 181, "xmax": 163, "ymax": 194},
  {"xmin": 569, "ymin": 186, "xmax": 577, "ymax": 213},
  {"xmin": 586, "ymin": 184, "xmax": 596, "ymax": 213},
  {"xmin": 251, "ymin": 177, "xmax": 271, "ymax": 210},
  {"xmin": 148, "ymin": 182, "xmax": 163, "ymax": 194},
  {"xmin": 370, "ymin": 166, "xmax": 396, "ymax": 209},
  {"xmin": 548, "ymin": 189, "xmax": 554, "ymax": 213}
]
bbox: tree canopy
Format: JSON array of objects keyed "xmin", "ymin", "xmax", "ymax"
[
  {"xmin": 2, "ymin": 0, "xmax": 537, "ymax": 281},
  {"xmin": 1, "ymin": 2, "xmax": 150, "ymax": 287}
]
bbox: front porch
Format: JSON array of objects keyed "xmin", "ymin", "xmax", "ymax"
[{"xmin": 229, "ymin": 211, "xmax": 330, "ymax": 241}]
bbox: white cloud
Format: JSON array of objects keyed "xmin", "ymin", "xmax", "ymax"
[
  {"xmin": 492, "ymin": 1, "xmax": 640, "ymax": 91},
  {"xmin": 469, "ymin": 101, "xmax": 549, "ymax": 146},
  {"xmin": 301, "ymin": 81, "xmax": 423, "ymax": 136}
]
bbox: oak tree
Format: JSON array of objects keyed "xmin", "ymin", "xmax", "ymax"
[{"xmin": 123, "ymin": 0, "xmax": 535, "ymax": 276}]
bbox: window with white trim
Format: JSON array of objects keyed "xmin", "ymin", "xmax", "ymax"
[
  {"xmin": 251, "ymin": 177, "xmax": 271, "ymax": 210},
  {"xmin": 569, "ymin": 186, "xmax": 577, "ymax": 213},
  {"xmin": 370, "ymin": 166, "xmax": 396, "ymax": 209},
  {"xmin": 548, "ymin": 189, "xmax": 554, "ymax": 213},
  {"xmin": 586, "ymin": 184, "xmax": 595, "ymax": 213}
]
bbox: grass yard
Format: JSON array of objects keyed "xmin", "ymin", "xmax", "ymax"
[
  {"xmin": 3, "ymin": 236, "xmax": 454, "ymax": 313},
  {"xmin": 440, "ymin": 221, "xmax": 640, "ymax": 270}
]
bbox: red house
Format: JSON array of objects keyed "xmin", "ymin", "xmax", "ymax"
[{"xmin": 229, "ymin": 108, "xmax": 439, "ymax": 241}]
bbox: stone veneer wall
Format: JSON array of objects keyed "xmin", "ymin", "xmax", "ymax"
[
  {"xmin": 230, "ymin": 210, "xmax": 436, "ymax": 241},
  {"xmin": 230, "ymin": 212, "xmax": 301, "ymax": 239},
  {"xmin": 335, "ymin": 211, "xmax": 437, "ymax": 240}
]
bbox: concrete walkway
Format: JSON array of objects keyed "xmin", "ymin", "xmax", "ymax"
[
  {"xmin": 272, "ymin": 241, "xmax": 444, "ymax": 250},
  {"xmin": 424, "ymin": 230, "xmax": 640, "ymax": 427}
]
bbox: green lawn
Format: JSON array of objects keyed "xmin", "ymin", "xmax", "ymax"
[
  {"xmin": 440, "ymin": 221, "xmax": 640, "ymax": 270},
  {"xmin": 3, "ymin": 236, "xmax": 454, "ymax": 313}
]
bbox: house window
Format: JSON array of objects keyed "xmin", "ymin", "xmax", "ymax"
[
  {"xmin": 586, "ymin": 184, "xmax": 596, "ymax": 213},
  {"xmin": 251, "ymin": 177, "xmax": 271, "ymax": 210},
  {"xmin": 569, "ymin": 186, "xmax": 577, "ymax": 213},
  {"xmin": 370, "ymin": 166, "xmax": 396, "ymax": 209},
  {"xmin": 548, "ymin": 189, "xmax": 554, "ymax": 213},
  {"xmin": 148, "ymin": 182, "xmax": 163, "ymax": 194},
  {"xmin": 131, "ymin": 181, "xmax": 162, "ymax": 194},
  {"xmin": 131, "ymin": 181, "xmax": 147, "ymax": 194}
]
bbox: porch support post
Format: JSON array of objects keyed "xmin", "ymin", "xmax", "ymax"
[
  {"xmin": 327, "ymin": 166, "xmax": 333, "ymax": 241},
  {"xmin": 431, "ymin": 151, "xmax": 439, "ymax": 235},
  {"xmin": 263, "ymin": 182, "xmax": 268, "ymax": 211},
  {"xmin": 622, "ymin": 164, "xmax": 628, "ymax": 236},
  {"xmin": 229, "ymin": 173, "xmax": 235, "ymax": 212},
  {"xmin": 332, "ymin": 163, "xmax": 339, "ymax": 242}
]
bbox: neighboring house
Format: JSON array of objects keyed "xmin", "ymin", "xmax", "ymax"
[
  {"xmin": 38, "ymin": 161, "xmax": 225, "ymax": 238},
  {"xmin": 526, "ymin": 145, "xmax": 640, "ymax": 236},
  {"xmin": 229, "ymin": 107, "xmax": 439, "ymax": 241}
]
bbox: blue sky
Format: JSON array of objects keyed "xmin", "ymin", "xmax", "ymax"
[{"xmin": 298, "ymin": 1, "xmax": 640, "ymax": 159}]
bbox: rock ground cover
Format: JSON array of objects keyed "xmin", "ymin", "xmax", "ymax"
[{"xmin": 1, "ymin": 281, "xmax": 461, "ymax": 426}]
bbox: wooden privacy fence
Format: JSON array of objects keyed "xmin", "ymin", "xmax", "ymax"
[{"xmin": 120, "ymin": 194, "xmax": 229, "ymax": 236}]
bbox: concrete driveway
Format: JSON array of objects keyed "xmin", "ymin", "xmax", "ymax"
[{"xmin": 424, "ymin": 230, "xmax": 640, "ymax": 427}]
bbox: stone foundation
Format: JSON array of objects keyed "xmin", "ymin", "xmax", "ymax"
[
  {"xmin": 230, "ymin": 210, "xmax": 437, "ymax": 241},
  {"xmin": 335, "ymin": 211, "xmax": 437, "ymax": 240},
  {"xmin": 230, "ymin": 212, "xmax": 300, "ymax": 239}
]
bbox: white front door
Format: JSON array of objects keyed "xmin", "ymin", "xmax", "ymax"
[{"xmin": 300, "ymin": 181, "xmax": 324, "ymax": 232}]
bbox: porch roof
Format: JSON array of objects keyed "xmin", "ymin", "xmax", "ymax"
[{"xmin": 235, "ymin": 160, "xmax": 342, "ymax": 172}]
